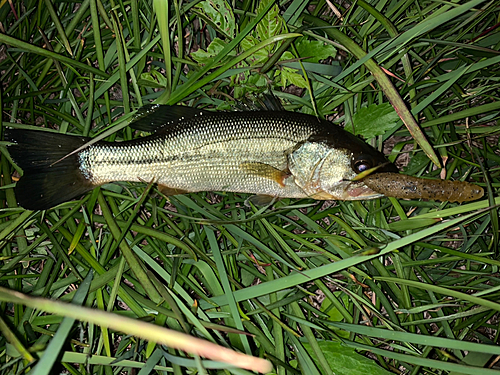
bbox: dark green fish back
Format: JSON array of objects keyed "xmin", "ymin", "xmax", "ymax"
[{"xmin": 119, "ymin": 107, "xmax": 396, "ymax": 172}]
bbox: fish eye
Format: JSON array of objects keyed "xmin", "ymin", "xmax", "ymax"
[{"xmin": 353, "ymin": 158, "xmax": 372, "ymax": 173}]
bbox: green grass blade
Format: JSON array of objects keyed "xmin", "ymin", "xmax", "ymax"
[
  {"xmin": 30, "ymin": 271, "xmax": 93, "ymax": 375},
  {"xmin": 0, "ymin": 34, "xmax": 109, "ymax": 78}
]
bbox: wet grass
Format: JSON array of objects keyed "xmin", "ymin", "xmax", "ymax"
[{"xmin": 1, "ymin": 0, "xmax": 500, "ymax": 374}]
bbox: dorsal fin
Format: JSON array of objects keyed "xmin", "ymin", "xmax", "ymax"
[
  {"xmin": 130, "ymin": 104, "xmax": 209, "ymax": 132},
  {"xmin": 238, "ymin": 92, "xmax": 285, "ymax": 112},
  {"xmin": 260, "ymin": 92, "xmax": 285, "ymax": 111}
]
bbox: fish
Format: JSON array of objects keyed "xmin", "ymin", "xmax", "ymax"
[
  {"xmin": 5, "ymin": 104, "xmax": 398, "ymax": 210},
  {"xmin": 362, "ymin": 172, "xmax": 484, "ymax": 203}
]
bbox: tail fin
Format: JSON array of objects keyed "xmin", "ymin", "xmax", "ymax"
[{"xmin": 5, "ymin": 129, "xmax": 95, "ymax": 210}]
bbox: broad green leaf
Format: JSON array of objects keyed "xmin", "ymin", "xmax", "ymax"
[
  {"xmin": 320, "ymin": 292, "xmax": 349, "ymax": 338},
  {"xmin": 233, "ymin": 73, "xmax": 268, "ymax": 98},
  {"xmin": 279, "ymin": 66, "xmax": 308, "ymax": 88},
  {"xmin": 194, "ymin": 0, "xmax": 236, "ymax": 39},
  {"xmin": 191, "ymin": 37, "xmax": 235, "ymax": 65},
  {"xmin": 295, "ymin": 38, "xmax": 337, "ymax": 63},
  {"xmin": 256, "ymin": 0, "xmax": 285, "ymax": 46},
  {"xmin": 240, "ymin": 35, "xmax": 269, "ymax": 65},
  {"xmin": 346, "ymin": 103, "xmax": 400, "ymax": 139},
  {"xmin": 233, "ymin": 0, "xmax": 296, "ymax": 98},
  {"xmin": 138, "ymin": 70, "xmax": 169, "ymax": 88},
  {"xmin": 303, "ymin": 341, "xmax": 392, "ymax": 375},
  {"xmin": 403, "ymin": 152, "xmax": 431, "ymax": 174}
]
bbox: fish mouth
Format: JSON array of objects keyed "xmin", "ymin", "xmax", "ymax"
[
  {"xmin": 309, "ymin": 181, "xmax": 385, "ymax": 200},
  {"xmin": 340, "ymin": 181, "xmax": 384, "ymax": 200}
]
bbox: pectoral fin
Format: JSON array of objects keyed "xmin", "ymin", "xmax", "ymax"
[{"xmin": 240, "ymin": 162, "xmax": 289, "ymax": 187}]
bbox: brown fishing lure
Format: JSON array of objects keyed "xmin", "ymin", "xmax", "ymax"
[{"xmin": 362, "ymin": 172, "xmax": 484, "ymax": 203}]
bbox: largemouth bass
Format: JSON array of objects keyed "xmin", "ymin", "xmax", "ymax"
[{"xmin": 5, "ymin": 105, "xmax": 398, "ymax": 210}]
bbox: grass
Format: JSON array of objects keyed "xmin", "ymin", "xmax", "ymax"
[{"xmin": 1, "ymin": 0, "xmax": 500, "ymax": 374}]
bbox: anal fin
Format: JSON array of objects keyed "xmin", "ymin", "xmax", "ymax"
[
  {"xmin": 244, "ymin": 195, "xmax": 277, "ymax": 207},
  {"xmin": 158, "ymin": 185, "xmax": 191, "ymax": 196}
]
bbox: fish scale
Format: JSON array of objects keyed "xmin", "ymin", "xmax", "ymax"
[{"xmin": 83, "ymin": 112, "xmax": 315, "ymax": 197}]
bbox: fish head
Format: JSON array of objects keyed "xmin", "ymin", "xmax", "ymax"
[{"xmin": 288, "ymin": 129, "xmax": 398, "ymax": 200}]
